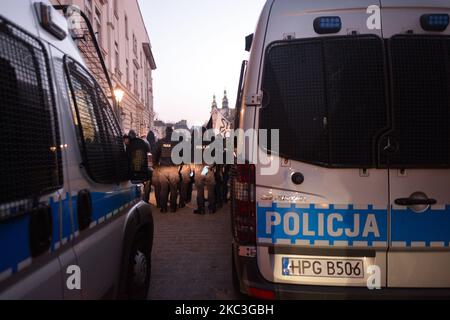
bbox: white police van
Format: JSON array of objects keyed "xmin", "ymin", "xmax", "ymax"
[
  {"xmin": 0, "ymin": 0, "xmax": 153, "ymax": 299},
  {"xmin": 231, "ymin": 0, "xmax": 450, "ymax": 299}
]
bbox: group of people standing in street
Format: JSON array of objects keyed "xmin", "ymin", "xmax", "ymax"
[{"xmin": 124, "ymin": 126, "xmax": 229, "ymax": 215}]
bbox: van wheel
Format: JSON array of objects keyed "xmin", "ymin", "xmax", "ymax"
[{"xmin": 126, "ymin": 230, "xmax": 151, "ymax": 300}]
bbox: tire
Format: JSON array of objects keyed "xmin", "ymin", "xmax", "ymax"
[{"xmin": 125, "ymin": 230, "xmax": 152, "ymax": 300}]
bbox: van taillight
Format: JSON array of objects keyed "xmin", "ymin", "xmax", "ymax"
[{"xmin": 231, "ymin": 164, "xmax": 256, "ymax": 245}]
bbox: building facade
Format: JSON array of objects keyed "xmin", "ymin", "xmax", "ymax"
[{"xmin": 51, "ymin": 0, "xmax": 157, "ymax": 137}]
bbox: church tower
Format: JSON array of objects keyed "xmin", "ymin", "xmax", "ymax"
[
  {"xmin": 222, "ymin": 90, "xmax": 229, "ymax": 109},
  {"xmin": 211, "ymin": 94, "xmax": 218, "ymax": 110}
]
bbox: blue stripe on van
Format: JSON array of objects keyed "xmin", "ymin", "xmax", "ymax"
[
  {"xmin": 49, "ymin": 193, "xmax": 76, "ymax": 250},
  {"xmin": 0, "ymin": 186, "xmax": 140, "ymax": 277},
  {"xmin": 0, "ymin": 215, "xmax": 30, "ymax": 274},
  {"xmin": 90, "ymin": 189, "xmax": 138, "ymax": 223},
  {"xmin": 70, "ymin": 187, "xmax": 139, "ymax": 233},
  {"xmin": 257, "ymin": 203, "xmax": 388, "ymax": 247},
  {"xmin": 391, "ymin": 205, "xmax": 450, "ymax": 247}
]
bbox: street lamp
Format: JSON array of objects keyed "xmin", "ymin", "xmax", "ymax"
[
  {"xmin": 114, "ymin": 85, "xmax": 125, "ymax": 105},
  {"xmin": 113, "ymin": 85, "xmax": 125, "ymax": 128}
]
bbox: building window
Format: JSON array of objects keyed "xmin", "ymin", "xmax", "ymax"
[
  {"xmin": 133, "ymin": 34, "xmax": 137, "ymax": 55},
  {"xmin": 85, "ymin": 0, "xmax": 93, "ymax": 22},
  {"xmin": 133, "ymin": 68, "xmax": 138, "ymax": 95},
  {"xmin": 124, "ymin": 14, "xmax": 128, "ymax": 40},
  {"xmin": 126, "ymin": 59, "xmax": 130, "ymax": 87},
  {"xmin": 94, "ymin": 8, "xmax": 102, "ymax": 47},
  {"xmin": 114, "ymin": 41, "xmax": 120, "ymax": 72},
  {"xmin": 113, "ymin": 0, "xmax": 118, "ymax": 18}
]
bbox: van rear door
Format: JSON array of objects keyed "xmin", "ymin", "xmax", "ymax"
[
  {"xmin": 255, "ymin": 1, "xmax": 390, "ymax": 288},
  {"xmin": 380, "ymin": 1, "xmax": 450, "ymax": 288}
]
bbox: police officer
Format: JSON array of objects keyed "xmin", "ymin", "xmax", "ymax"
[
  {"xmin": 222, "ymin": 163, "xmax": 230, "ymax": 203},
  {"xmin": 144, "ymin": 130, "xmax": 160, "ymax": 206},
  {"xmin": 169, "ymin": 130, "xmax": 192, "ymax": 209},
  {"xmin": 127, "ymin": 130, "xmax": 152, "ymax": 207},
  {"xmin": 222, "ymin": 136, "xmax": 232, "ymax": 204},
  {"xmin": 214, "ymin": 136, "xmax": 226, "ymax": 209},
  {"xmin": 123, "ymin": 134, "xmax": 130, "ymax": 148},
  {"xmin": 154, "ymin": 127, "xmax": 180, "ymax": 213},
  {"xmin": 193, "ymin": 127, "xmax": 216, "ymax": 215},
  {"xmin": 178, "ymin": 163, "xmax": 192, "ymax": 208}
]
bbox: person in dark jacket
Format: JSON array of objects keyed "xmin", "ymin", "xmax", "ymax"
[
  {"xmin": 146, "ymin": 130, "xmax": 157, "ymax": 153},
  {"xmin": 153, "ymin": 127, "xmax": 180, "ymax": 213},
  {"xmin": 127, "ymin": 130, "xmax": 150, "ymax": 184},
  {"xmin": 193, "ymin": 127, "xmax": 216, "ymax": 215},
  {"xmin": 144, "ymin": 130, "xmax": 160, "ymax": 206},
  {"xmin": 178, "ymin": 134, "xmax": 193, "ymax": 208}
]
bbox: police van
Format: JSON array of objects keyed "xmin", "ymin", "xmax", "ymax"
[
  {"xmin": 231, "ymin": 0, "xmax": 450, "ymax": 299},
  {"xmin": 0, "ymin": 0, "xmax": 153, "ymax": 299}
]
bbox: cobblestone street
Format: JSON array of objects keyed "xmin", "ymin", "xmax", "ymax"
[{"xmin": 147, "ymin": 193, "xmax": 240, "ymax": 300}]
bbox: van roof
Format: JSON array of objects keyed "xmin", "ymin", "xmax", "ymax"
[{"xmin": 269, "ymin": 0, "xmax": 450, "ymax": 12}]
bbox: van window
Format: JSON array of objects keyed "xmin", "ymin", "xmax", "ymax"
[
  {"xmin": 234, "ymin": 60, "xmax": 247, "ymax": 130},
  {"xmin": 379, "ymin": 35, "xmax": 450, "ymax": 168},
  {"xmin": 0, "ymin": 17, "xmax": 62, "ymax": 215},
  {"xmin": 260, "ymin": 35, "xmax": 388, "ymax": 168},
  {"xmin": 64, "ymin": 56, "xmax": 128, "ymax": 184}
]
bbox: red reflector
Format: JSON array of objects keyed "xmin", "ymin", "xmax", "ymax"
[
  {"xmin": 248, "ymin": 287, "xmax": 276, "ymax": 300},
  {"xmin": 231, "ymin": 164, "xmax": 257, "ymax": 245}
]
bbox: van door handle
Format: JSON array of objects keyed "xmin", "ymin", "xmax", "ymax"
[
  {"xmin": 29, "ymin": 203, "xmax": 53, "ymax": 257},
  {"xmin": 394, "ymin": 198, "xmax": 437, "ymax": 206},
  {"xmin": 77, "ymin": 189, "xmax": 93, "ymax": 231}
]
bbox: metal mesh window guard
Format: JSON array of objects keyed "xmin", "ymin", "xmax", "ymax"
[
  {"xmin": 64, "ymin": 56, "xmax": 128, "ymax": 184},
  {"xmin": 380, "ymin": 35, "xmax": 450, "ymax": 168},
  {"xmin": 261, "ymin": 34, "xmax": 450, "ymax": 169},
  {"xmin": 260, "ymin": 35, "xmax": 389, "ymax": 168},
  {"xmin": 0, "ymin": 16, "xmax": 62, "ymax": 221}
]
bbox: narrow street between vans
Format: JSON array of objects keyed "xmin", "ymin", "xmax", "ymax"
[{"xmin": 147, "ymin": 196, "xmax": 239, "ymax": 300}]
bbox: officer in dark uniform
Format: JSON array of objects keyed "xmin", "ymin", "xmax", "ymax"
[
  {"xmin": 193, "ymin": 127, "xmax": 216, "ymax": 215},
  {"xmin": 214, "ymin": 136, "xmax": 226, "ymax": 209},
  {"xmin": 178, "ymin": 161, "xmax": 192, "ymax": 208},
  {"xmin": 184, "ymin": 129, "xmax": 197, "ymax": 204},
  {"xmin": 153, "ymin": 127, "xmax": 180, "ymax": 213},
  {"xmin": 222, "ymin": 136, "xmax": 231, "ymax": 204},
  {"xmin": 127, "ymin": 130, "xmax": 150, "ymax": 183},
  {"xmin": 144, "ymin": 130, "xmax": 160, "ymax": 206},
  {"xmin": 222, "ymin": 163, "xmax": 231, "ymax": 203}
]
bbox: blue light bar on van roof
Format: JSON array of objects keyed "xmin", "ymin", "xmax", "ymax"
[
  {"xmin": 421, "ymin": 14, "xmax": 449, "ymax": 32},
  {"xmin": 314, "ymin": 16, "xmax": 342, "ymax": 34}
]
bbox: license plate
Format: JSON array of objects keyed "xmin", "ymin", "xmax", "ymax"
[{"xmin": 282, "ymin": 257, "xmax": 364, "ymax": 278}]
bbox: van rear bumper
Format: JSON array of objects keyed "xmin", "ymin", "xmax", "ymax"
[{"xmin": 234, "ymin": 251, "xmax": 450, "ymax": 300}]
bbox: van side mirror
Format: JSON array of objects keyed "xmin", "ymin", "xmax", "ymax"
[{"xmin": 127, "ymin": 139, "xmax": 150, "ymax": 184}]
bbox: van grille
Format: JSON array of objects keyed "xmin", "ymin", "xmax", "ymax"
[{"xmin": 0, "ymin": 17, "xmax": 62, "ymax": 217}]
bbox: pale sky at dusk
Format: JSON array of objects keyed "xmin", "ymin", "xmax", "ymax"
[{"xmin": 138, "ymin": 0, "xmax": 267, "ymax": 127}]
